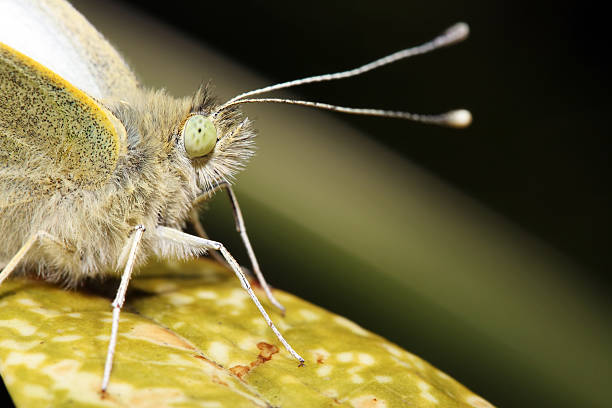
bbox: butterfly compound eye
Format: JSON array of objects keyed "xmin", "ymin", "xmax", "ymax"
[{"xmin": 182, "ymin": 114, "xmax": 217, "ymax": 158}]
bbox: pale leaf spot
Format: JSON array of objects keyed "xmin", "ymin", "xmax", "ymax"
[
  {"xmin": 22, "ymin": 384, "xmax": 51, "ymax": 400},
  {"xmin": 41, "ymin": 359, "xmax": 81, "ymax": 378},
  {"xmin": 208, "ymin": 341, "xmax": 230, "ymax": 365},
  {"xmin": 375, "ymin": 375, "xmax": 392, "ymax": 383},
  {"xmin": 351, "ymin": 374, "xmax": 364, "ymax": 384},
  {"xmin": 406, "ymin": 353, "xmax": 426, "ymax": 370},
  {"xmin": 51, "ymin": 335, "xmax": 83, "ymax": 342},
  {"xmin": 166, "ymin": 293, "xmax": 194, "ymax": 306},
  {"xmin": 422, "ymin": 392, "xmax": 439, "ymax": 404},
  {"xmin": 421, "ymin": 392, "xmax": 439, "ymax": 404},
  {"xmin": 466, "ymin": 395, "xmax": 495, "ymax": 408},
  {"xmin": 322, "ymin": 389, "xmax": 339, "ymax": 398},
  {"xmin": 125, "ymin": 323, "xmax": 196, "ymax": 351},
  {"xmin": 200, "ymin": 402, "xmax": 223, "ymax": 408},
  {"xmin": 381, "ymin": 343, "xmax": 403, "ymax": 357},
  {"xmin": 334, "ymin": 316, "xmax": 369, "ymax": 336},
  {"xmin": 348, "ymin": 365, "xmax": 363, "ymax": 374},
  {"xmin": 413, "ymin": 360, "xmax": 426, "ymax": 370},
  {"xmin": 218, "ymin": 289, "xmax": 248, "ymax": 308},
  {"xmin": 238, "ymin": 336, "xmax": 262, "ymax": 351},
  {"xmin": 316, "ymin": 365, "xmax": 332, "ymax": 377},
  {"xmin": 29, "ymin": 308, "xmax": 61, "ymax": 318},
  {"xmin": 299, "ymin": 309, "xmax": 320, "ymax": 321},
  {"xmin": 418, "ymin": 381, "xmax": 438, "ymax": 404},
  {"xmin": 280, "ymin": 375, "xmax": 300, "ymax": 384},
  {"xmin": 0, "ymin": 319, "xmax": 37, "ymax": 336},
  {"xmin": 275, "ymin": 318, "xmax": 290, "ymax": 331},
  {"xmin": 4, "ymin": 351, "xmax": 46, "ymax": 369},
  {"xmin": 250, "ymin": 317, "xmax": 267, "ymax": 329},
  {"xmin": 391, "ymin": 356, "xmax": 412, "ymax": 369},
  {"xmin": 16, "ymin": 298, "xmax": 39, "ymax": 307},
  {"xmin": 195, "ymin": 290, "xmax": 218, "ymax": 299},
  {"xmin": 2, "ymin": 372, "xmax": 14, "ymax": 386},
  {"xmin": 358, "ymin": 353, "xmax": 375, "ymax": 366},
  {"xmin": 336, "ymin": 352, "xmax": 354, "ymax": 363},
  {"xmin": 0, "ymin": 339, "xmax": 40, "ymax": 350}
]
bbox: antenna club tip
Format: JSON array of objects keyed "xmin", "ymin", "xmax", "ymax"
[
  {"xmin": 446, "ymin": 22, "xmax": 470, "ymax": 41},
  {"xmin": 445, "ymin": 109, "xmax": 472, "ymax": 128}
]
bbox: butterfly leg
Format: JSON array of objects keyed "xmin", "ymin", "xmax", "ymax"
[
  {"xmin": 155, "ymin": 226, "xmax": 304, "ymax": 366},
  {"xmin": 101, "ymin": 225, "xmax": 145, "ymax": 393},
  {"xmin": 192, "ymin": 182, "xmax": 286, "ymax": 315},
  {"xmin": 0, "ymin": 231, "xmax": 63, "ymax": 285},
  {"xmin": 189, "ymin": 207, "xmax": 229, "ymax": 268}
]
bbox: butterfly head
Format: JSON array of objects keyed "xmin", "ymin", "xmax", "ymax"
[{"xmin": 180, "ymin": 85, "xmax": 256, "ymax": 193}]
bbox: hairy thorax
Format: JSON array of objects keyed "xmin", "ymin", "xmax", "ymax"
[{"xmin": 0, "ymin": 91, "xmax": 201, "ymax": 284}]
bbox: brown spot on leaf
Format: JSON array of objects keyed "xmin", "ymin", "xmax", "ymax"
[
  {"xmin": 229, "ymin": 342, "xmax": 279, "ymax": 380},
  {"xmin": 229, "ymin": 365, "xmax": 250, "ymax": 379},
  {"xmin": 98, "ymin": 389, "xmax": 119, "ymax": 404},
  {"xmin": 193, "ymin": 354, "xmax": 223, "ymax": 369},
  {"xmin": 256, "ymin": 342, "xmax": 278, "ymax": 362}
]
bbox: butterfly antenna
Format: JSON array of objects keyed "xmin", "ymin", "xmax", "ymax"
[
  {"xmin": 222, "ymin": 99, "xmax": 472, "ymax": 128},
  {"xmin": 213, "ymin": 22, "xmax": 471, "ymax": 127}
]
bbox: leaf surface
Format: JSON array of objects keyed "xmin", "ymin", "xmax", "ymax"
[{"xmin": 0, "ymin": 258, "xmax": 493, "ymax": 407}]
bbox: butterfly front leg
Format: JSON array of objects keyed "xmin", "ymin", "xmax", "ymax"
[
  {"xmin": 0, "ymin": 231, "xmax": 67, "ymax": 285},
  {"xmin": 101, "ymin": 224, "xmax": 145, "ymax": 393},
  {"xmin": 155, "ymin": 226, "xmax": 304, "ymax": 366},
  {"xmin": 191, "ymin": 181, "xmax": 286, "ymax": 315}
]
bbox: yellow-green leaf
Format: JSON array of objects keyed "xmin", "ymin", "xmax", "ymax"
[{"xmin": 0, "ymin": 258, "xmax": 493, "ymax": 407}]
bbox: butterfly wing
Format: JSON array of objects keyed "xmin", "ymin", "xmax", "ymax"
[
  {"xmin": 0, "ymin": 42, "xmax": 127, "ymax": 208},
  {"xmin": 0, "ymin": 0, "xmax": 139, "ymax": 100},
  {"xmin": 0, "ymin": 0, "xmax": 133, "ymax": 208}
]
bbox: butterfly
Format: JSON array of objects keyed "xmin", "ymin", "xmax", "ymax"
[{"xmin": 0, "ymin": 0, "xmax": 470, "ymax": 392}]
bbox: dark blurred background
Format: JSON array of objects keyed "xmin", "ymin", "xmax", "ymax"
[{"xmin": 2, "ymin": 1, "xmax": 610, "ymax": 407}]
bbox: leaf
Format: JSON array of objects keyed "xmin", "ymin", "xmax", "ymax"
[{"xmin": 0, "ymin": 258, "xmax": 493, "ymax": 407}]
